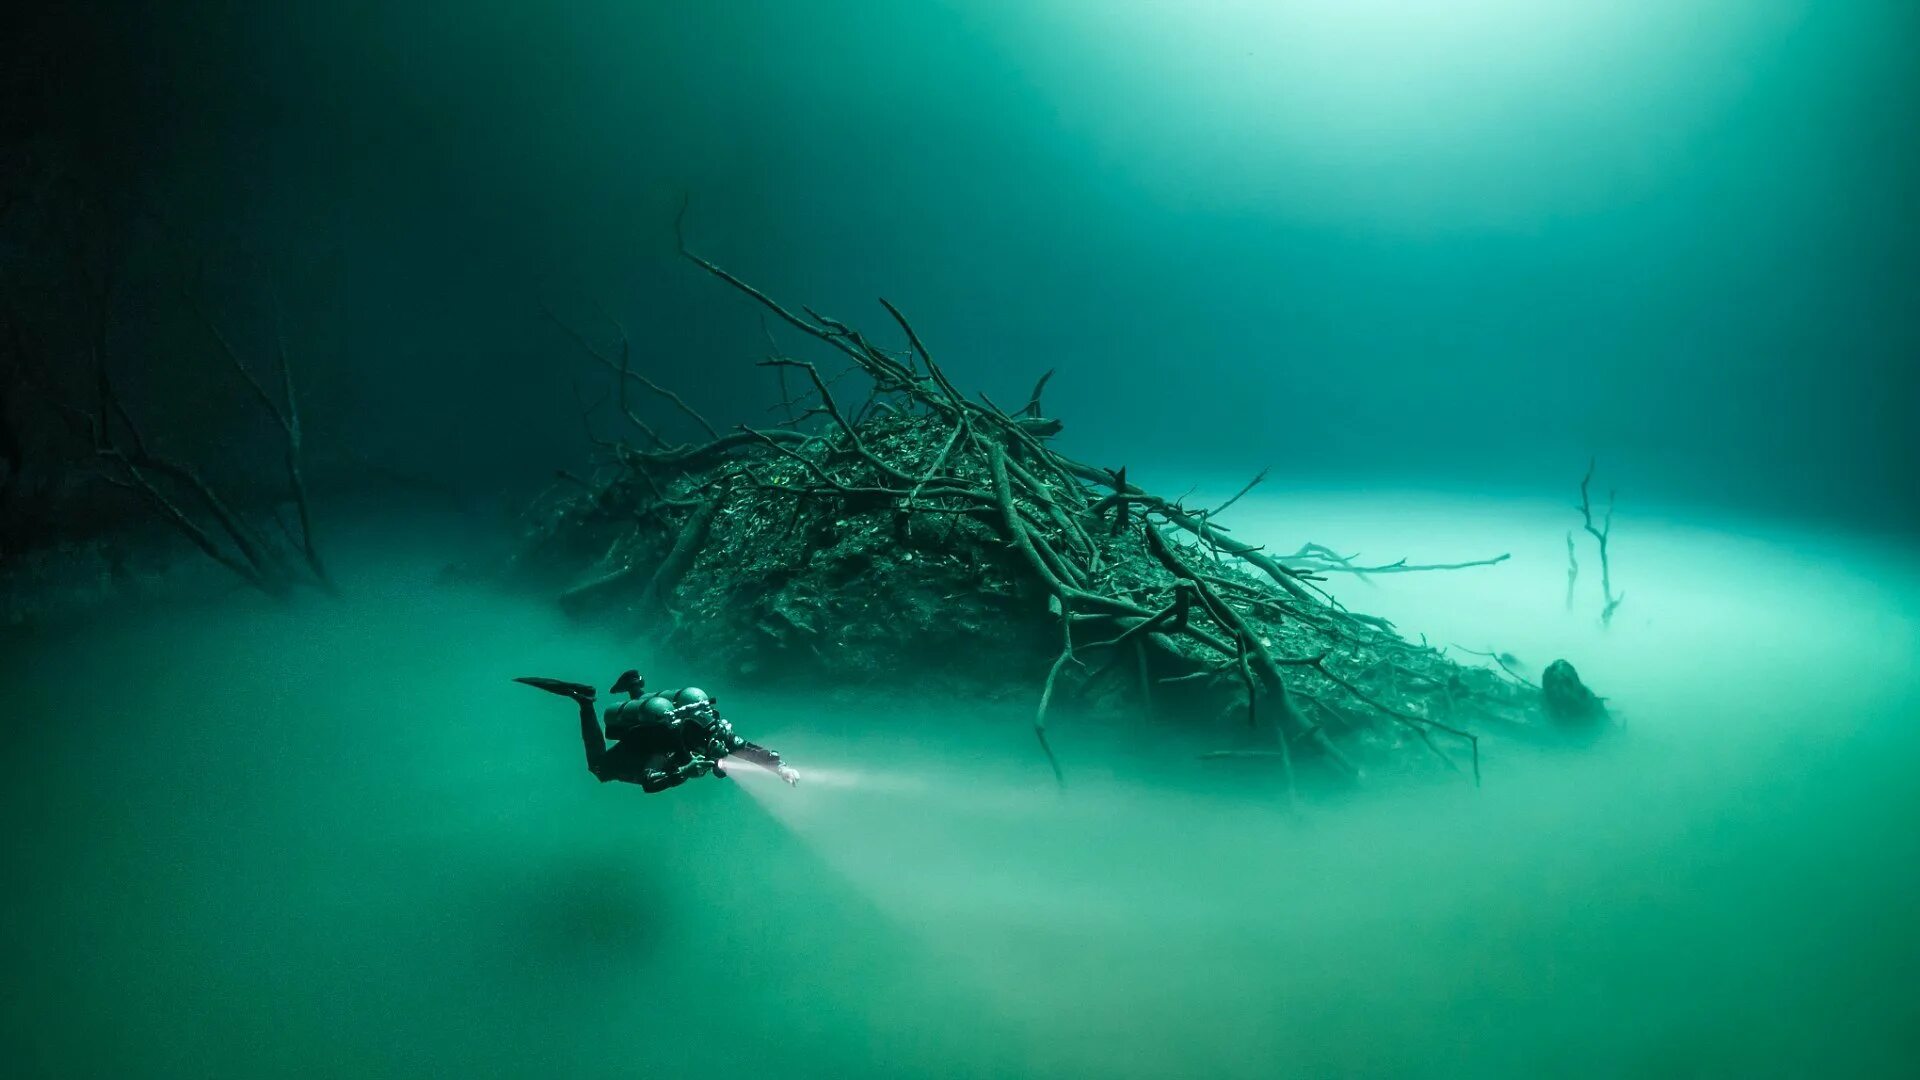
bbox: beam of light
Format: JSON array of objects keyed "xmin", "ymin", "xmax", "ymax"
[
  {"xmin": 723, "ymin": 754, "xmax": 953, "ymax": 835},
  {"xmin": 725, "ymin": 761, "xmax": 929, "ymax": 792}
]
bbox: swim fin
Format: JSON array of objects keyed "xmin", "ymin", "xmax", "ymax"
[{"xmin": 514, "ymin": 676, "xmax": 597, "ymax": 702}]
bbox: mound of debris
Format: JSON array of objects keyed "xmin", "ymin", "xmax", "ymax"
[{"xmin": 505, "ymin": 250, "xmax": 1602, "ymax": 792}]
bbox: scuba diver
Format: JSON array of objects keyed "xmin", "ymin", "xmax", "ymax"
[{"xmin": 515, "ymin": 669, "xmax": 800, "ymax": 793}]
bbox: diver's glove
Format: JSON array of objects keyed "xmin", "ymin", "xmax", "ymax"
[{"xmin": 777, "ymin": 765, "xmax": 800, "ymax": 787}]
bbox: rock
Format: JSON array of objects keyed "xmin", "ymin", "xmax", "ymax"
[{"xmin": 1541, "ymin": 659, "xmax": 1607, "ymax": 727}]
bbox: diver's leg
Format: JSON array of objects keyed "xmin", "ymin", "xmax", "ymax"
[{"xmin": 577, "ymin": 698, "xmax": 610, "ymax": 779}]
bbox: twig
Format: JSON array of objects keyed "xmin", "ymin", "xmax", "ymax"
[
  {"xmin": 1034, "ymin": 607, "xmax": 1073, "ymax": 787},
  {"xmin": 543, "ymin": 302, "xmax": 720, "ymax": 440},
  {"xmin": 264, "ymin": 279, "xmax": 332, "ymax": 590},
  {"xmin": 877, "ymin": 296, "xmax": 964, "ymax": 405},
  {"xmin": 1281, "ymin": 542, "xmax": 1510, "ymax": 577},
  {"xmin": 1452, "ymin": 645, "xmax": 1540, "ymax": 690},
  {"xmin": 1024, "ymin": 368, "xmax": 1055, "ymax": 417},
  {"xmin": 1564, "ymin": 531, "xmax": 1579, "ymax": 612},
  {"xmin": 1209, "ymin": 467, "xmax": 1269, "ymax": 518},
  {"xmin": 1577, "ymin": 459, "xmax": 1624, "ymax": 628},
  {"xmin": 907, "ymin": 415, "xmax": 968, "ymax": 503}
]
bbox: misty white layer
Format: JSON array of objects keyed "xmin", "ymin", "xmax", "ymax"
[{"xmin": 3, "ymin": 490, "xmax": 1915, "ymax": 1077}]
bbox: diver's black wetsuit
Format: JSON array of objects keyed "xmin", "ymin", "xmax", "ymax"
[
  {"xmin": 517, "ymin": 673, "xmax": 797, "ymax": 793},
  {"xmin": 575, "ymin": 694, "xmax": 790, "ymax": 793}
]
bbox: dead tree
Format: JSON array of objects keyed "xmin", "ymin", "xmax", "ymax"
[
  {"xmin": 1576, "ymin": 459, "xmax": 1622, "ymax": 628},
  {"xmin": 67, "ymin": 285, "xmax": 334, "ymax": 597},
  {"xmin": 2, "ymin": 162, "xmax": 335, "ymax": 591},
  {"xmin": 508, "ymin": 234, "xmax": 1593, "ymax": 798},
  {"xmin": 188, "ymin": 286, "xmax": 333, "ymax": 592}
]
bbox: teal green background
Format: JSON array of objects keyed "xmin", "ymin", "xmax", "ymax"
[{"xmin": 10, "ymin": 0, "xmax": 1916, "ymax": 526}]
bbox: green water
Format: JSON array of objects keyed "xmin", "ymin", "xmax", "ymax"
[
  {"xmin": 5, "ymin": 494, "xmax": 1917, "ymax": 1077},
  {"xmin": 5, "ymin": 4, "xmax": 1918, "ymax": 1072}
]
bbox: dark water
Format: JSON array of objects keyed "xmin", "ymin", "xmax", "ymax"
[
  {"xmin": 5, "ymin": 498, "xmax": 1917, "ymax": 1077},
  {"xmin": 12, "ymin": 0, "xmax": 1916, "ymax": 526}
]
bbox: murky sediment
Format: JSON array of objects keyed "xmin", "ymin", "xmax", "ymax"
[{"xmin": 3, "ymin": 493, "xmax": 1916, "ymax": 1077}]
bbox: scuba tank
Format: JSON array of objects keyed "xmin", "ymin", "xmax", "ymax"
[
  {"xmin": 596, "ymin": 668, "xmax": 663, "ymax": 741},
  {"xmin": 603, "ymin": 692, "xmax": 678, "ymax": 741},
  {"xmin": 603, "ymin": 684, "xmax": 718, "ymax": 743}
]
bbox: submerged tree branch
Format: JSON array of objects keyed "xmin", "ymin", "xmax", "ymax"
[{"xmin": 1577, "ymin": 458, "xmax": 1623, "ymax": 628}]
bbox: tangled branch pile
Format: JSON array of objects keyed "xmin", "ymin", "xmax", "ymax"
[{"xmin": 508, "ymin": 249, "xmax": 1582, "ymax": 792}]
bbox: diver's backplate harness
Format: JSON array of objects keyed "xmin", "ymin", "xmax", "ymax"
[{"xmin": 514, "ymin": 669, "xmax": 800, "ymax": 793}]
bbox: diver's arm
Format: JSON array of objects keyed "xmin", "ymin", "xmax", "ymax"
[
  {"xmin": 635, "ymin": 748, "xmax": 684, "ymax": 793},
  {"xmin": 637, "ymin": 765, "xmax": 680, "ymax": 793},
  {"xmin": 639, "ymin": 753, "xmax": 714, "ymax": 793}
]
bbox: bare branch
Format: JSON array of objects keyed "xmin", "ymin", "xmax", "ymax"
[
  {"xmin": 1577, "ymin": 458, "xmax": 1623, "ymax": 627},
  {"xmin": 1280, "ymin": 543, "xmax": 1511, "ymax": 576},
  {"xmin": 1024, "ymin": 368, "xmax": 1055, "ymax": 417},
  {"xmin": 1033, "ymin": 607, "xmax": 1073, "ymax": 788},
  {"xmin": 541, "ymin": 302, "xmax": 719, "ymax": 441}
]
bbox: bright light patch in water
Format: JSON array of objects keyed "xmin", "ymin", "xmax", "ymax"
[
  {"xmin": 1021, "ymin": 0, "xmax": 1807, "ymax": 225},
  {"xmin": 722, "ymin": 757, "xmax": 930, "ymax": 794}
]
